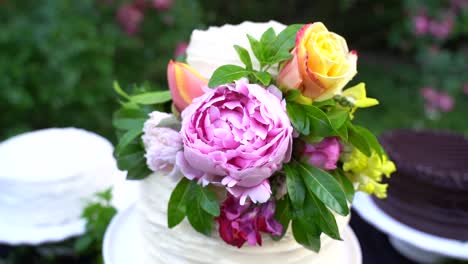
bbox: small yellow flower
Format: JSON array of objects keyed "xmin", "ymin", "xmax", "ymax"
[
  {"xmin": 342, "ymin": 83, "xmax": 379, "ymax": 117},
  {"xmin": 343, "ymin": 147, "xmax": 396, "ymax": 198}
]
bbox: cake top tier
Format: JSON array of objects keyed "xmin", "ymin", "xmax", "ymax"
[
  {"xmin": 0, "ymin": 128, "xmax": 114, "ymax": 182},
  {"xmin": 186, "ymin": 21, "xmax": 286, "ymax": 79},
  {"xmin": 381, "ymin": 129, "xmax": 468, "ymax": 190}
]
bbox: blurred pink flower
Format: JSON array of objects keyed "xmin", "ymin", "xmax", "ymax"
[
  {"xmin": 117, "ymin": 3, "xmax": 144, "ymax": 36},
  {"xmin": 174, "ymin": 42, "xmax": 188, "ymax": 58},
  {"xmin": 153, "ymin": 0, "xmax": 173, "ymax": 11},
  {"xmin": 420, "ymin": 87, "xmax": 455, "ymax": 113},
  {"xmin": 421, "ymin": 87, "xmax": 438, "ymax": 103},
  {"xmin": 413, "ymin": 15, "xmax": 429, "ymax": 36},
  {"xmin": 437, "ymin": 92, "xmax": 455, "ymax": 112},
  {"xmin": 429, "ymin": 15, "xmax": 454, "ymax": 40},
  {"xmin": 463, "ymin": 83, "xmax": 468, "ymax": 95}
]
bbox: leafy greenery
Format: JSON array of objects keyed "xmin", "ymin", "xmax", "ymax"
[
  {"xmin": 0, "ymin": 0, "xmax": 201, "ymax": 141},
  {"xmin": 167, "ymin": 178, "xmax": 220, "ymax": 236},
  {"xmin": 112, "ymin": 82, "xmax": 172, "ymax": 180},
  {"xmin": 208, "ymin": 25, "xmax": 302, "ymax": 88},
  {"xmin": 282, "ymin": 161, "xmax": 349, "ymax": 252},
  {"xmin": 74, "ymin": 188, "xmax": 117, "ymax": 262}
]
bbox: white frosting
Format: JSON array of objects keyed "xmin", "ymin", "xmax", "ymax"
[
  {"xmin": 186, "ymin": 21, "xmax": 287, "ymax": 80},
  {"xmin": 138, "ymin": 173, "xmax": 350, "ymax": 264},
  {"xmin": 0, "ymin": 128, "xmax": 121, "ymax": 228}
]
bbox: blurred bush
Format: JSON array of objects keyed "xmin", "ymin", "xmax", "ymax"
[{"xmin": 0, "ymin": 0, "xmax": 201, "ymax": 141}]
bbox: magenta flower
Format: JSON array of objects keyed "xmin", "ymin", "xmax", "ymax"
[
  {"xmin": 429, "ymin": 15, "xmax": 454, "ymax": 40},
  {"xmin": 174, "ymin": 42, "xmax": 188, "ymax": 58},
  {"xmin": 463, "ymin": 83, "xmax": 468, "ymax": 95},
  {"xmin": 217, "ymin": 195, "xmax": 282, "ymax": 248},
  {"xmin": 117, "ymin": 3, "xmax": 144, "ymax": 36},
  {"xmin": 152, "ymin": 0, "xmax": 173, "ymax": 11},
  {"xmin": 437, "ymin": 92, "xmax": 455, "ymax": 112},
  {"xmin": 413, "ymin": 14, "xmax": 429, "ymax": 36},
  {"xmin": 176, "ymin": 79, "xmax": 293, "ymax": 205},
  {"xmin": 303, "ymin": 137, "xmax": 341, "ymax": 170}
]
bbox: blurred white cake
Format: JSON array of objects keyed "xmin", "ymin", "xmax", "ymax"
[{"xmin": 0, "ymin": 128, "xmax": 121, "ymax": 242}]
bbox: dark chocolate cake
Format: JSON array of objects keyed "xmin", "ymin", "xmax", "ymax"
[{"xmin": 374, "ymin": 129, "xmax": 468, "ymax": 241}]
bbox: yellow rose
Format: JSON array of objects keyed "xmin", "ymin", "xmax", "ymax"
[{"xmin": 278, "ymin": 22, "xmax": 357, "ymax": 101}]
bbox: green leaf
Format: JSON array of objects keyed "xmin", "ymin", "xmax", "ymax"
[
  {"xmin": 351, "ymin": 124, "xmax": 385, "ymax": 158},
  {"xmin": 337, "ymin": 124, "xmax": 349, "ymax": 141},
  {"xmin": 186, "ymin": 182, "xmax": 214, "ymax": 236},
  {"xmin": 208, "ymin": 65, "xmax": 251, "ymax": 88},
  {"xmin": 115, "ymin": 128, "xmax": 142, "ymax": 153},
  {"xmin": 313, "ymin": 99, "xmax": 336, "ymax": 108},
  {"xmin": 305, "ymin": 191, "xmax": 341, "ymax": 240},
  {"xmin": 74, "ymin": 235, "xmax": 94, "ymax": 254},
  {"xmin": 272, "ymin": 196, "xmax": 291, "ymax": 241},
  {"xmin": 260, "ymin": 27, "xmax": 277, "ymax": 47},
  {"xmin": 130, "ymin": 91, "xmax": 172, "ymax": 105},
  {"xmin": 247, "ymin": 34, "xmax": 263, "ymax": 64},
  {"xmin": 113, "ymin": 107, "xmax": 147, "ymax": 131},
  {"xmin": 168, "ymin": 178, "xmax": 191, "ymax": 228},
  {"xmin": 297, "ymin": 161, "xmax": 349, "ymax": 216},
  {"xmin": 199, "ymin": 187, "xmax": 220, "ymax": 217},
  {"xmin": 113, "ymin": 81, "xmax": 130, "ymax": 100},
  {"xmin": 333, "ymin": 170, "xmax": 355, "ymax": 203},
  {"xmin": 347, "ymin": 123, "xmax": 372, "ymax": 157},
  {"xmin": 284, "ymin": 163, "xmax": 306, "ymax": 209},
  {"xmin": 234, "ymin": 45, "xmax": 253, "ymax": 70},
  {"xmin": 96, "ymin": 188, "xmax": 113, "ymax": 202},
  {"xmin": 328, "ymin": 109, "xmax": 349, "ymax": 131},
  {"xmin": 252, "ymin": 71, "xmax": 272, "ymax": 86},
  {"xmin": 114, "ymin": 142, "xmax": 151, "ymax": 180},
  {"xmin": 292, "ymin": 218, "xmax": 321, "ymax": 252},
  {"xmin": 273, "ymin": 24, "xmax": 303, "ymax": 56},
  {"xmin": 286, "ymin": 102, "xmax": 335, "ymax": 136}
]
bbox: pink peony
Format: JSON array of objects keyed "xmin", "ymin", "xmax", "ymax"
[
  {"xmin": 117, "ymin": 3, "xmax": 144, "ymax": 36},
  {"xmin": 303, "ymin": 137, "xmax": 341, "ymax": 170},
  {"xmin": 142, "ymin": 111, "xmax": 182, "ymax": 177},
  {"xmin": 152, "ymin": 0, "xmax": 173, "ymax": 11},
  {"xmin": 176, "ymin": 79, "xmax": 293, "ymax": 205},
  {"xmin": 217, "ymin": 195, "xmax": 282, "ymax": 248}
]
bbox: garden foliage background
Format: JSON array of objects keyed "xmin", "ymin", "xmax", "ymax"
[
  {"xmin": 0, "ymin": 0, "xmax": 467, "ymax": 262},
  {"xmin": 1, "ymin": 0, "xmax": 467, "ymax": 144}
]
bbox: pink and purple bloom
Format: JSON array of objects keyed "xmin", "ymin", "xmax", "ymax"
[
  {"xmin": 176, "ymin": 79, "xmax": 293, "ymax": 205},
  {"xmin": 303, "ymin": 137, "xmax": 341, "ymax": 170},
  {"xmin": 117, "ymin": 3, "xmax": 144, "ymax": 36},
  {"xmin": 217, "ymin": 195, "xmax": 282, "ymax": 248}
]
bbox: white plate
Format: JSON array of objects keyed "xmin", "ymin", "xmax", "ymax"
[
  {"xmin": 353, "ymin": 192, "xmax": 468, "ymax": 260},
  {"xmin": 103, "ymin": 204, "xmax": 362, "ymax": 264}
]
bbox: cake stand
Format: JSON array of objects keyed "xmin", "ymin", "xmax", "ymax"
[
  {"xmin": 103, "ymin": 204, "xmax": 362, "ymax": 264},
  {"xmin": 353, "ymin": 192, "xmax": 468, "ymax": 263}
]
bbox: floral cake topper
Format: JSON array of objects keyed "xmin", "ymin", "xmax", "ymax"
[{"xmin": 113, "ymin": 22, "xmax": 396, "ymax": 251}]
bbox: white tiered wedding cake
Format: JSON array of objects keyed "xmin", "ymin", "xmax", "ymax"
[
  {"xmin": 108, "ymin": 20, "xmax": 395, "ymax": 264},
  {"xmin": 138, "ymin": 173, "xmax": 350, "ymax": 264}
]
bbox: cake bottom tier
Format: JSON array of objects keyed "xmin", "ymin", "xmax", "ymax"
[
  {"xmin": 138, "ymin": 173, "xmax": 351, "ymax": 264},
  {"xmin": 375, "ymin": 172, "xmax": 468, "ymax": 241}
]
